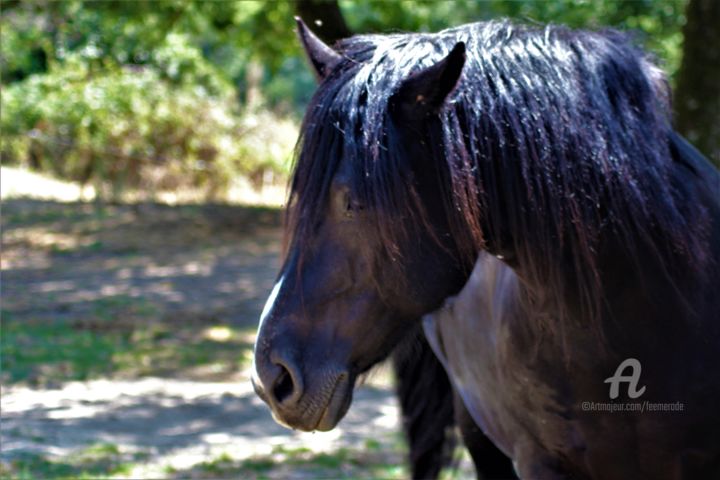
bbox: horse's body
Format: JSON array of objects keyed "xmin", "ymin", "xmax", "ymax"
[
  {"xmin": 253, "ymin": 19, "xmax": 720, "ymax": 479},
  {"xmin": 424, "ymin": 132, "xmax": 720, "ymax": 479},
  {"xmin": 426, "ymin": 161, "xmax": 720, "ymax": 477}
]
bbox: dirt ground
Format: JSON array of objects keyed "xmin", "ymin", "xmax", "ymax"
[{"xmin": 1, "ymin": 196, "xmax": 421, "ymax": 479}]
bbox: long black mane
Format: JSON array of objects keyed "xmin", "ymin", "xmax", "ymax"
[{"xmin": 287, "ymin": 20, "xmax": 708, "ymax": 333}]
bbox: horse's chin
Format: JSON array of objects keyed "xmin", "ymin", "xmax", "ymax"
[{"xmin": 315, "ymin": 375, "xmax": 353, "ymax": 431}]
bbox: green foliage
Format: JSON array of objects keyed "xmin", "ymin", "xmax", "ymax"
[
  {"xmin": 1, "ymin": 1, "xmax": 297, "ymax": 200},
  {"xmin": 1, "ymin": 55, "xmax": 295, "ymax": 199},
  {"xmin": 0, "ymin": 0, "xmax": 688, "ymax": 199},
  {"xmin": 343, "ymin": 0, "xmax": 686, "ymax": 77}
]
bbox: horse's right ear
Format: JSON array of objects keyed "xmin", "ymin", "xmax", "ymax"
[
  {"xmin": 295, "ymin": 17, "xmax": 342, "ymax": 81},
  {"xmin": 392, "ymin": 42, "xmax": 466, "ymax": 118}
]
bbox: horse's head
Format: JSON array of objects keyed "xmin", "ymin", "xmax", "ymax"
[{"xmin": 251, "ymin": 20, "xmax": 472, "ymax": 431}]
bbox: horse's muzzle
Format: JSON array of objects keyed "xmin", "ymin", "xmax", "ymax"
[{"xmin": 252, "ymin": 350, "xmax": 353, "ymax": 431}]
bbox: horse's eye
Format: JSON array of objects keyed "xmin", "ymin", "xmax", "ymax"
[{"xmin": 343, "ymin": 192, "xmax": 363, "ymax": 217}]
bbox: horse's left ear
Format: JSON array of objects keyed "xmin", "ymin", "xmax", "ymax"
[
  {"xmin": 393, "ymin": 42, "xmax": 466, "ymax": 118},
  {"xmin": 295, "ymin": 17, "xmax": 343, "ymax": 81}
]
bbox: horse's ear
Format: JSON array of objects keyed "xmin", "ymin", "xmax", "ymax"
[
  {"xmin": 295, "ymin": 17, "xmax": 343, "ymax": 81},
  {"xmin": 393, "ymin": 42, "xmax": 466, "ymax": 117}
]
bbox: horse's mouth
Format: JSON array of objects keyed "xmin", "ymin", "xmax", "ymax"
[{"xmin": 313, "ymin": 374, "xmax": 353, "ymax": 431}]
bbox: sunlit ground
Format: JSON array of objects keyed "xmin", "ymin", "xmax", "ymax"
[{"xmin": 1, "ymin": 166, "xmax": 287, "ymax": 206}]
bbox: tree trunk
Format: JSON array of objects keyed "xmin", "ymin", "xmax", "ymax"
[
  {"xmin": 245, "ymin": 60, "xmax": 264, "ymax": 109},
  {"xmin": 295, "ymin": 0, "xmax": 352, "ymax": 44},
  {"xmin": 673, "ymin": 0, "xmax": 720, "ymax": 165}
]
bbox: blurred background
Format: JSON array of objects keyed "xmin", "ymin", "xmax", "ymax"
[{"xmin": 1, "ymin": 1, "xmax": 718, "ymax": 479}]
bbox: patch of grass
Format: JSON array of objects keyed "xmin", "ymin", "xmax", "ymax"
[
  {"xmin": 1, "ymin": 318, "xmax": 129, "ymax": 385},
  {"xmin": 50, "ymin": 239, "xmax": 106, "ymax": 255},
  {"xmin": 6, "ymin": 453, "xmax": 77, "ymax": 480},
  {"xmin": 271, "ymin": 445, "xmax": 312, "ymax": 456},
  {"xmin": 1, "ymin": 296, "xmax": 161, "ymax": 385},
  {"xmin": 172, "ymin": 447, "xmax": 408, "ymax": 480},
  {"xmin": 5, "ymin": 443, "xmax": 135, "ymax": 479},
  {"xmin": 1, "ymin": 296, "xmax": 255, "ymax": 385},
  {"xmin": 111, "ymin": 324, "xmax": 254, "ymax": 378},
  {"xmin": 238, "ymin": 457, "xmax": 275, "ymax": 473},
  {"xmin": 287, "ymin": 450, "xmax": 346, "ymax": 469},
  {"xmin": 1, "ymin": 202, "xmax": 110, "ymax": 228},
  {"xmin": 198, "ymin": 452, "xmax": 238, "ymax": 474},
  {"xmin": 364, "ymin": 438, "xmax": 382, "ymax": 451},
  {"xmin": 369, "ymin": 463, "xmax": 407, "ymax": 479}
]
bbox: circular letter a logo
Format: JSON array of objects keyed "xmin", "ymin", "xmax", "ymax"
[{"xmin": 604, "ymin": 358, "xmax": 646, "ymax": 400}]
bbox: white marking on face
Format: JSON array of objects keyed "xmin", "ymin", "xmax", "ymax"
[
  {"xmin": 252, "ymin": 275, "xmax": 285, "ymax": 384},
  {"xmin": 259, "ymin": 275, "xmax": 285, "ymax": 332}
]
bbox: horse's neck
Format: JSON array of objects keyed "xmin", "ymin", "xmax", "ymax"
[
  {"xmin": 469, "ymin": 132, "xmax": 720, "ymax": 360},
  {"xmin": 496, "ymin": 226, "xmax": 713, "ymax": 362}
]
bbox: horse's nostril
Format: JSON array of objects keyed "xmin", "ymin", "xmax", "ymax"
[
  {"xmin": 272, "ymin": 364, "xmax": 295, "ymax": 404},
  {"xmin": 260, "ymin": 350, "xmax": 304, "ymax": 408}
]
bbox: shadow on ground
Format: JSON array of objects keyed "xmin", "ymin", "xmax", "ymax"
[
  {"xmin": 1, "ymin": 198, "xmax": 416, "ymax": 479},
  {"xmin": 2, "ymin": 199, "xmax": 283, "ymax": 327}
]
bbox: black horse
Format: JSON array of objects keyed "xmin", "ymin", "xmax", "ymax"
[
  {"xmin": 292, "ymin": 20, "xmax": 514, "ymax": 478},
  {"xmin": 253, "ymin": 18, "xmax": 720, "ymax": 479}
]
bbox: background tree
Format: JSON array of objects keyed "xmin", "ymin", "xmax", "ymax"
[
  {"xmin": 673, "ymin": 0, "xmax": 720, "ymax": 164},
  {"xmin": 296, "ymin": 0, "xmax": 351, "ymax": 43}
]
